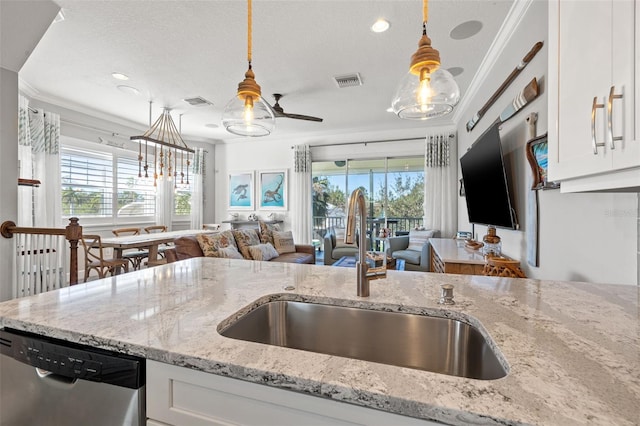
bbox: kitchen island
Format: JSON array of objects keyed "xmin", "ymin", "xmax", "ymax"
[{"xmin": 0, "ymin": 258, "xmax": 637, "ymax": 425}]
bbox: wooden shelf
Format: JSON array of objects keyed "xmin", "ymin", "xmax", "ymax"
[{"xmin": 222, "ymin": 220, "xmax": 283, "ymax": 230}]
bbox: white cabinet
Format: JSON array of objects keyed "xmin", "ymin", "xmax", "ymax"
[
  {"xmin": 146, "ymin": 360, "xmax": 441, "ymax": 426},
  {"xmin": 548, "ymin": 0, "xmax": 640, "ymax": 192}
]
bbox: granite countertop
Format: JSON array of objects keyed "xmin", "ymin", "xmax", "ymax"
[{"xmin": 0, "ymin": 258, "xmax": 637, "ymax": 425}]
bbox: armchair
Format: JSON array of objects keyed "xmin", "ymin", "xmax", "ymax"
[
  {"xmin": 323, "ymin": 227, "xmax": 369, "ymax": 265},
  {"xmin": 387, "ymin": 229, "xmax": 439, "ymax": 272}
]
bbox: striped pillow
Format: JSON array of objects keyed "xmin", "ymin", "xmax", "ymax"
[
  {"xmin": 273, "ymin": 231, "xmax": 296, "ymax": 254},
  {"xmin": 407, "ymin": 229, "xmax": 435, "ymax": 251}
]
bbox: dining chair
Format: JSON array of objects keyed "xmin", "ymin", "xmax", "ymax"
[
  {"xmin": 144, "ymin": 225, "xmax": 169, "ymax": 259},
  {"xmin": 80, "ymin": 235, "xmax": 129, "ymax": 282},
  {"xmin": 111, "ymin": 227, "xmax": 148, "ymax": 270},
  {"xmin": 144, "ymin": 225, "xmax": 168, "ymax": 233}
]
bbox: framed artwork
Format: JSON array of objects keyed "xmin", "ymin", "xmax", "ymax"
[
  {"xmin": 228, "ymin": 171, "xmax": 254, "ymax": 210},
  {"xmin": 258, "ymin": 170, "xmax": 287, "ymax": 210},
  {"xmin": 525, "ymin": 133, "xmax": 559, "ymax": 190}
]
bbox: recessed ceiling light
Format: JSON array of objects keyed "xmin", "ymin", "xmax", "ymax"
[
  {"xmin": 112, "ymin": 72, "xmax": 129, "ymax": 81},
  {"xmin": 386, "ymin": 107, "xmax": 394, "ymax": 113},
  {"xmin": 117, "ymin": 85, "xmax": 139, "ymax": 95},
  {"xmin": 450, "ymin": 20, "xmax": 483, "ymax": 40},
  {"xmin": 371, "ymin": 19, "xmax": 390, "ymax": 33}
]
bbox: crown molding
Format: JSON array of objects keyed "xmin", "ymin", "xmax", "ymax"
[
  {"xmin": 452, "ymin": 0, "xmax": 535, "ymax": 124},
  {"xmin": 18, "ymin": 78, "xmax": 39, "ymax": 98}
]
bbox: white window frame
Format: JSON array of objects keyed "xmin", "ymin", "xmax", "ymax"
[{"xmin": 61, "ymin": 136, "xmax": 156, "ymax": 227}]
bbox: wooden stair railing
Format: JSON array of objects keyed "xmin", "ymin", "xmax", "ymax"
[{"xmin": 1, "ymin": 217, "xmax": 82, "ymax": 286}]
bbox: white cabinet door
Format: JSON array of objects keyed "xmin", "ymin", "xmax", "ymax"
[
  {"xmin": 146, "ymin": 360, "xmax": 442, "ymax": 426},
  {"xmin": 549, "ymin": 0, "xmax": 639, "ymax": 190},
  {"xmin": 550, "ymin": 0, "xmax": 613, "ymax": 181},
  {"xmin": 611, "ymin": 0, "xmax": 639, "ymax": 171}
]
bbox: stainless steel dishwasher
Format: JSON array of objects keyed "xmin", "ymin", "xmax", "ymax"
[{"xmin": 0, "ymin": 328, "xmax": 145, "ymax": 426}]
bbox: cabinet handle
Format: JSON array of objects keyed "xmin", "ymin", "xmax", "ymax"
[
  {"xmin": 591, "ymin": 96, "xmax": 605, "ymax": 154},
  {"xmin": 607, "ymin": 85, "xmax": 623, "ymax": 149}
]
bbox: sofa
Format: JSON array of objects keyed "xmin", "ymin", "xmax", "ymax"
[
  {"xmin": 164, "ymin": 229, "xmax": 315, "ymax": 265},
  {"xmin": 323, "ymin": 226, "xmax": 370, "ymax": 265},
  {"xmin": 387, "ymin": 229, "xmax": 439, "ymax": 272}
]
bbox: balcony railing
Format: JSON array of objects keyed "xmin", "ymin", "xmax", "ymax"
[{"xmin": 313, "ymin": 216, "xmax": 423, "ymax": 239}]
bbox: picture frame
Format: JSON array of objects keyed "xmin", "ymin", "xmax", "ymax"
[
  {"xmin": 258, "ymin": 170, "xmax": 287, "ymax": 210},
  {"xmin": 525, "ymin": 133, "xmax": 559, "ymax": 190},
  {"xmin": 228, "ymin": 171, "xmax": 254, "ymax": 210}
]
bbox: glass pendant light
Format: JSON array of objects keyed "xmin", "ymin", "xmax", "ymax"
[
  {"xmin": 391, "ymin": 0, "xmax": 460, "ymax": 120},
  {"xmin": 222, "ymin": 0, "xmax": 275, "ymax": 137}
]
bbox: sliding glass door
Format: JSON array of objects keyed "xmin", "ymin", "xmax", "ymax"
[{"xmin": 311, "ymin": 156, "xmax": 423, "ymax": 241}]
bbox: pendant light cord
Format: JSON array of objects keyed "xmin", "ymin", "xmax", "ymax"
[
  {"xmin": 247, "ymin": 0, "xmax": 252, "ymax": 66},
  {"xmin": 422, "ymin": 0, "xmax": 428, "ymax": 34}
]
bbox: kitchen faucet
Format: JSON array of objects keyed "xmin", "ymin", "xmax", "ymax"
[{"xmin": 345, "ymin": 188, "xmax": 386, "ymax": 297}]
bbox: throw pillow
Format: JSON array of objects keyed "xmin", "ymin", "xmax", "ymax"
[
  {"xmin": 273, "ymin": 230, "xmax": 295, "ymax": 254},
  {"xmin": 218, "ymin": 245, "xmax": 244, "ymax": 259},
  {"xmin": 259, "ymin": 220, "xmax": 281, "ymax": 245},
  {"xmin": 196, "ymin": 230, "xmax": 237, "ymax": 258},
  {"xmin": 231, "ymin": 229, "xmax": 262, "ymax": 259},
  {"xmin": 407, "ymin": 229, "xmax": 436, "ymax": 251},
  {"xmin": 247, "ymin": 243, "xmax": 280, "ymax": 261}
]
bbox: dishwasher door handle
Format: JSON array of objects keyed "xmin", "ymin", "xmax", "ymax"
[{"xmin": 36, "ymin": 367, "xmax": 78, "ymax": 389}]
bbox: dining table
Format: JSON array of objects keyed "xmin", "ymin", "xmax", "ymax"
[{"xmin": 100, "ymin": 229, "xmax": 216, "ymax": 267}]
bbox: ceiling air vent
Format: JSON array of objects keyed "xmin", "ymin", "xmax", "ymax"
[
  {"xmin": 183, "ymin": 96, "xmax": 214, "ymax": 107},
  {"xmin": 333, "ymin": 73, "xmax": 363, "ymax": 88}
]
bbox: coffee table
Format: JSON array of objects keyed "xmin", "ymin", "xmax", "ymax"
[{"xmin": 333, "ymin": 256, "xmax": 405, "ymax": 271}]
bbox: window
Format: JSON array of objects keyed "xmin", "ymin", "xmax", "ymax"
[
  {"xmin": 311, "ymin": 156, "xmax": 424, "ymax": 239},
  {"xmin": 116, "ymin": 156, "xmax": 156, "ymax": 217},
  {"xmin": 61, "ymin": 145, "xmax": 155, "ymax": 222},
  {"xmin": 174, "ymin": 188, "xmax": 191, "ymax": 216},
  {"xmin": 61, "ymin": 148, "xmax": 113, "ymax": 217}
]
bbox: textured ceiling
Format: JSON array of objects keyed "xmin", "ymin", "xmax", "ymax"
[{"xmin": 19, "ymin": 0, "xmax": 515, "ymax": 143}]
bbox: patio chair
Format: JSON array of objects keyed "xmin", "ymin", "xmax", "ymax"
[
  {"xmin": 80, "ymin": 235, "xmax": 129, "ymax": 282},
  {"xmin": 323, "ymin": 226, "xmax": 369, "ymax": 265}
]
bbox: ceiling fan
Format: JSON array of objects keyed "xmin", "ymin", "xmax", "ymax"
[{"xmin": 269, "ymin": 94, "xmax": 323, "ymax": 122}]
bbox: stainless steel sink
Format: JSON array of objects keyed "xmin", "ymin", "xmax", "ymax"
[{"xmin": 218, "ymin": 300, "xmax": 507, "ymax": 380}]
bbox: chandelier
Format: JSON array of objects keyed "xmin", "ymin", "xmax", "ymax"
[{"xmin": 130, "ymin": 104, "xmax": 193, "ymax": 187}]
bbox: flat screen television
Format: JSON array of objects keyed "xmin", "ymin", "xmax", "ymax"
[{"xmin": 459, "ymin": 123, "xmax": 518, "ymax": 230}]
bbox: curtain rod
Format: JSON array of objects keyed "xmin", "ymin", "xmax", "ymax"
[{"xmin": 290, "ymin": 134, "xmax": 454, "ymax": 149}]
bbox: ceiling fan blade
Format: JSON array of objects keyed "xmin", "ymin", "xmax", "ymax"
[
  {"xmin": 269, "ymin": 93, "xmax": 324, "ymax": 122},
  {"xmin": 271, "ymin": 107, "xmax": 288, "ymax": 118},
  {"xmin": 281, "ymin": 112, "xmax": 323, "ymax": 122}
]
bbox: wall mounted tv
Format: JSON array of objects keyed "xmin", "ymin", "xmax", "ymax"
[{"xmin": 460, "ymin": 123, "xmax": 518, "ymax": 230}]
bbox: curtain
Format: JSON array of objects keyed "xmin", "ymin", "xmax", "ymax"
[
  {"xmin": 292, "ymin": 144, "xmax": 312, "ymax": 244},
  {"xmin": 17, "ymin": 95, "xmax": 62, "ymax": 228},
  {"xmin": 190, "ymin": 148, "xmax": 205, "ymax": 230},
  {"xmin": 424, "ymin": 132, "xmax": 457, "ymax": 238},
  {"xmin": 17, "ymin": 95, "xmax": 33, "ymax": 226},
  {"xmin": 155, "ymin": 177, "xmax": 174, "ymax": 231},
  {"xmin": 30, "ymin": 108, "xmax": 61, "ymax": 227}
]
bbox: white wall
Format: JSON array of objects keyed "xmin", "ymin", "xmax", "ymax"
[
  {"xmin": 455, "ymin": 0, "xmax": 638, "ymax": 285},
  {"xmin": 0, "ymin": 68, "xmax": 19, "ymax": 301}
]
